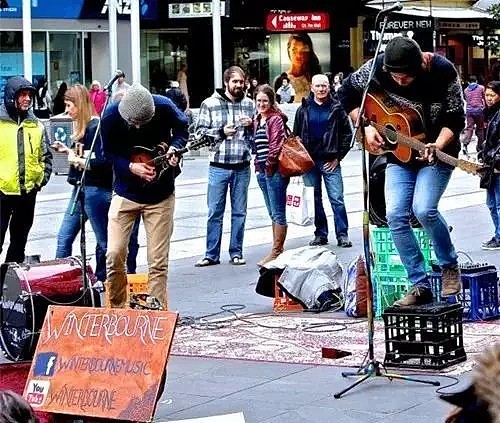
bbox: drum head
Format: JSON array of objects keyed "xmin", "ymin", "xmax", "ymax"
[{"xmin": 0, "ymin": 264, "xmax": 33, "ymax": 362}]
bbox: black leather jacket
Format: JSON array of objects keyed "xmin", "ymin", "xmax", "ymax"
[{"xmin": 293, "ymin": 92, "xmax": 352, "ymax": 162}]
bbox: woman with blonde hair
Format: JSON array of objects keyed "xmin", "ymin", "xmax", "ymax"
[
  {"xmin": 53, "ymin": 84, "xmax": 113, "ymax": 283},
  {"xmin": 252, "ymin": 84, "xmax": 289, "ymax": 266}
]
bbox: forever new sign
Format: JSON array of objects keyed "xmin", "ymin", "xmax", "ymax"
[
  {"xmin": 377, "ymin": 16, "xmax": 434, "ymax": 32},
  {"xmin": 24, "ymin": 306, "xmax": 178, "ymax": 422}
]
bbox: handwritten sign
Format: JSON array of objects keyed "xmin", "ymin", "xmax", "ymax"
[{"xmin": 23, "ymin": 305, "xmax": 177, "ymax": 422}]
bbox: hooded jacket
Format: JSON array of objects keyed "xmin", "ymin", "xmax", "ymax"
[
  {"xmin": 195, "ymin": 89, "xmax": 254, "ymax": 168},
  {"xmin": 0, "ymin": 76, "xmax": 52, "ymax": 195},
  {"xmin": 293, "ymin": 92, "xmax": 352, "ymax": 162},
  {"xmin": 464, "ymin": 82, "xmax": 485, "ymax": 113}
]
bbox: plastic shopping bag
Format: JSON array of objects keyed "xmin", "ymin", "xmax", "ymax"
[{"xmin": 286, "ymin": 177, "xmax": 314, "ymax": 226}]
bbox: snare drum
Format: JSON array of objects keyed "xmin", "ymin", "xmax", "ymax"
[{"xmin": 0, "ymin": 257, "xmax": 100, "ymax": 362}]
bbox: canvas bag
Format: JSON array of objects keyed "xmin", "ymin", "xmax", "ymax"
[{"xmin": 286, "ymin": 177, "xmax": 314, "ymax": 226}]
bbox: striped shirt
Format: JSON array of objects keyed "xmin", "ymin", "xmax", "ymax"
[{"xmin": 254, "ymin": 122, "xmax": 269, "ymax": 165}]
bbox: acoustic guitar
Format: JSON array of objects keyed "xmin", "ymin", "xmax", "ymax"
[
  {"xmin": 130, "ymin": 135, "xmax": 211, "ymax": 182},
  {"xmin": 362, "ymin": 91, "xmax": 484, "ymax": 175}
]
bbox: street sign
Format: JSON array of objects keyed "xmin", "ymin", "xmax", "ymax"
[
  {"xmin": 265, "ymin": 12, "xmax": 329, "ymax": 32},
  {"xmin": 169, "ymin": 1, "xmax": 226, "ymax": 18}
]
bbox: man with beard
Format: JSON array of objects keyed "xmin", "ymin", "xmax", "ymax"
[
  {"xmin": 194, "ymin": 66, "xmax": 254, "ymax": 267},
  {"xmin": 0, "ymin": 76, "xmax": 52, "ymax": 263}
]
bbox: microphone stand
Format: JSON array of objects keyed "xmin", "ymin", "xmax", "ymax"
[
  {"xmin": 333, "ymin": 10, "xmax": 440, "ymax": 398},
  {"xmin": 69, "ymin": 86, "xmax": 113, "ymax": 308}
]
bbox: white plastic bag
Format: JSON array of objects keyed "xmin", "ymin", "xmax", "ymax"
[{"xmin": 286, "ymin": 177, "xmax": 314, "ymax": 226}]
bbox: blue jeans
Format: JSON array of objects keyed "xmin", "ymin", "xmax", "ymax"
[
  {"xmin": 256, "ymin": 169, "xmax": 289, "ymax": 226},
  {"xmin": 56, "ymin": 186, "xmax": 111, "ymax": 282},
  {"xmin": 303, "ymin": 161, "xmax": 349, "ymax": 240},
  {"xmin": 205, "ymin": 165, "xmax": 250, "ymax": 261},
  {"xmin": 385, "ymin": 163, "xmax": 458, "ymax": 289},
  {"xmin": 486, "ymin": 174, "xmax": 500, "ymax": 239}
]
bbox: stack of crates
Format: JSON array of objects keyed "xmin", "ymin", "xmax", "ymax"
[
  {"xmin": 430, "ymin": 265, "xmax": 499, "ymax": 322},
  {"xmin": 371, "ymin": 227, "xmax": 435, "ymax": 317}
]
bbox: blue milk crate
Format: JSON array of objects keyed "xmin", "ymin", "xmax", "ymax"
[{"xmin": 430, "ymin": 269, "xmax": 499, "ymax": 322}]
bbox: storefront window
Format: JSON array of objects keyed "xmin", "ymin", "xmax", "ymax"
[
  {"xmin": 49, "ymin": 32, "xmax": 83, "ymax": 94},
  {"xmin": 141, "ymin": 31, "xmax": 188, "ymax": 94},
  {"xmin": 233, "ymin": 29, "xmax": 269, "ymax": 88},
  {"xmin": 0, "ymin": 31, "xmax": 46, "ymax": 100}
]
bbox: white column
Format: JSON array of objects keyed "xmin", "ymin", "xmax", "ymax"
[
  {"xmin": 22, "ymin": 0, "xmax": 32, "ymax": 81},
  {"xmin": 212, "ymin": 0, "xmax": 222, "ymax": 90},
  {"xmin": 108, "ymin": 0, "xmax": 118, "ymax": 74},
  {"xmin": 130, "ymin": 0, "xmax": 141, "ymax": 83}
]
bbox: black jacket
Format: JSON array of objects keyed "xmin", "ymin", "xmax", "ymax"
[
  {"xmin": 293, "ymin": 92, "xmax": 352, "ymax": 162},
  {"xmin": 479, "ymin": 103, "xmax": 500, "ymax": 172}
]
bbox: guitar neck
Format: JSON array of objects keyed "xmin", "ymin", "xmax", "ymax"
[{"xmin": 370, "ymin": 122, "xmax": 460, "ymax": 168}]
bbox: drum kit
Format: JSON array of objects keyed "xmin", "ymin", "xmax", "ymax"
[{"xmin": 0, "ymin": 257, "xmax": 100, "ymax": 362}]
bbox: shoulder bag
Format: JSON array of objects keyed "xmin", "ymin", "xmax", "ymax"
[{"xmin": 278, "ymin": 125, "xmax": 315, "ymax": 177}]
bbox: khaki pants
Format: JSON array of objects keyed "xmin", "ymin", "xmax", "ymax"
[{"xmin": 106, "ymin": 193, "xmax": 175, "ymax": 309}]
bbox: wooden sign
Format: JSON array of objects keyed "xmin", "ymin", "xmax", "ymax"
[{"xmin": 23, "ymin": 305, "xmax": 178, "ymax": 422}]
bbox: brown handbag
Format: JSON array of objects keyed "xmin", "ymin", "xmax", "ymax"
[{"xmin": 278, "ymin": 125, "xmax": 315, "ymax": 177}]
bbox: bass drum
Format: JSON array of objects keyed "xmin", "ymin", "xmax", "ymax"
[
  {"xmin": 0, "ymin": 257, "xmax": 100, "ymax": 362},
  {"xmin": 369, "ymin": 155, "xmax": 421, "ymax": 228}
]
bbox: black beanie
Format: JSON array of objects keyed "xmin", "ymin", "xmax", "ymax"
[{"xmin": 384, "ymin": 37, "xmax": 423, "ymax": 75}]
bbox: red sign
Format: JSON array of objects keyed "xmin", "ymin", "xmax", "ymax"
[{"xmin": 266, "ymin": 12, "xmax": 330, "ymax": 32}]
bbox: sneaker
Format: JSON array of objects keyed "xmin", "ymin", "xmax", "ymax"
[
  {"xmin": 442, "ymin": 266, "xmax": 462, "ymax": 297},
  {"xmin": 393, "ymin": 286, "xmax": 433, "ymax": 307},
  {"xmin": 337, "ymin": 236, "xmax": 352, "ymax": 248},
  {"xmin": 482, "ymin": 237, "xmax": 496, "ymax": 246},
  {"xmin": 482, "ymin": 237, "xmax": 500, "ymax": 251},
  {"xmin": 309, "ymin": 236, "xmax": 328, "ymax": 246}
]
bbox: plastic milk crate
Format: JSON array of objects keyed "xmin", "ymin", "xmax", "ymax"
[
  {"xmin": 371, "ymin": 227, "xmax": 435, "ymax": 318},
  {"xmin": 104, "ymin": 273, "xmax": 149, "ymax": 308},
  {"xmin": 371, "ymin": 227, "xmax": 434, "ymax": 276},
  {"xmin": 430, "ymin": 266, "xmax": 499, "ymax": 322},
  {"xmin": 383, "ymin": 302, "xmax": 467, "ymax": 370}
]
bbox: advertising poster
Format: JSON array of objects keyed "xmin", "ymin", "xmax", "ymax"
[
  {"xmin": 0, "ymin": 52, "xmax": 45, "ymax": 101},
  {"xmin": 24, "ymin": 306, "xmax": 178, "ymax": 422},
  {"xmin": 269, "ymin": 32, "xmax": 330, "ymax": 103}
]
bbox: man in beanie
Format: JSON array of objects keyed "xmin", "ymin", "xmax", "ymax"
[
  {"xmin": 101, "ymin": 83, "xmax": 188, "ymax": 309},
  {"xmin": 338, "ymin": 36, "xmax": 465, "ymax": 307},
  {"xmin": 0, "ymin": 76, "xmax": 52, "ymax": 264},
  {"xmin": 194, "ymin": 66, "xmax": 254, "ymax": 267}
]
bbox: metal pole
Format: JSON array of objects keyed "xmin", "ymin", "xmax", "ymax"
[
  {"xmin": 22, "ymin": 0, "xmax": 32, "ymax": 81},
  {"xmin": 108, "ymin": 0, "xmax": 118, "ymax": 74},
  {"xmin": 212, "ymin": 0, "xmax": 223, "ymax": 90},
  {"xmin": 130, "ymin": 0, "xmax": 141, "ymax": 83}
]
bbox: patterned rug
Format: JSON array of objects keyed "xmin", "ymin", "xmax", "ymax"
[{"xmin": 171, "ymin": 313, "xmax": 500, "ymax": 375}]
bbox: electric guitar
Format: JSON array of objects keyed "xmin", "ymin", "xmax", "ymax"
[
  {"xmin": 130, "ymin": 135, "xmax": 211, "ymax": 182},
  {"xmin": 362, "ymin": 91, "xmax": 484, "ymax": 175}
]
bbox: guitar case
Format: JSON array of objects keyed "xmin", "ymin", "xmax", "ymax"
[{"xmin": 369, "ymin": 155, "xmax": 421, "ymax": 228}]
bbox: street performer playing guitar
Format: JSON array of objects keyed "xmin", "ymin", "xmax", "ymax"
[
  {"xmin": 338, "ymin": 37, "xmax": 465, "ymax": 307},
  {"xmin": 101, "ymin": 83, "xmax": 188, "ymax": 310}
]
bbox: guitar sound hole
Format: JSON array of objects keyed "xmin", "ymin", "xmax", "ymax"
[{"xmin": 384, "ymin": 124, "xmax": 398, "ymax": 150}]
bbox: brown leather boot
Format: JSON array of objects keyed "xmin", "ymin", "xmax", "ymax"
[
  {"xmin": 257, "ymin": 223, "xmax": 275, "ymax": 267},
  {"xmin": 258, "ymin": 224, "xmax": 287, "ymax": 267},
  {"xmin": 442, "ymin": 266, "xmax": 462, "ymax": 297}
]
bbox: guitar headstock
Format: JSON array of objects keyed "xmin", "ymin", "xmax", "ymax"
[{"xmin": 456, "ymin": 159, "xmax": 487, "ymax": 175}]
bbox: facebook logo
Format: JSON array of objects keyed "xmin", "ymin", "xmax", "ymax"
[{"xmin": 33, "ymin": 352, "xmax": 58, "ymax": 377}]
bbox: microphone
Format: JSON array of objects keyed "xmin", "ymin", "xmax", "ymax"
[
  {"xmin": 103, "ymin": 70, "xmax": 125, "ymax": 91},
  {"xmin": 378, "ymin": 2, "xmax": 403, "ymax": 16}
]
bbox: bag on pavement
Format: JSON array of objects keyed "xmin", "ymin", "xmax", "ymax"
[{"xmin": 286, "ymin": 177, "xmax": 314, "ymax": 226}]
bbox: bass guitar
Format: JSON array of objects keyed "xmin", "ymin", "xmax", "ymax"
[
  {"xmin": 130, "ymin": 135, "xmax": 211, "ymax": 182},
  {"xmin": 362, "ymin": 91, "xmax": 484, "ymax": 175}
]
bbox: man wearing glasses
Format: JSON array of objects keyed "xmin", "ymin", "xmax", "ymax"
[
  {"xmin": 293, "ymin": 73, "xmax": 353, "ymax": 248},
  {"xmin": 101, "ymin": 83, "xmax": 188, "ymax": 310}
]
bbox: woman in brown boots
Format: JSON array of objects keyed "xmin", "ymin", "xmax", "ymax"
[{"xmin": 252, "ymin": 84, "xmax": 289, "ymax": 266}]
